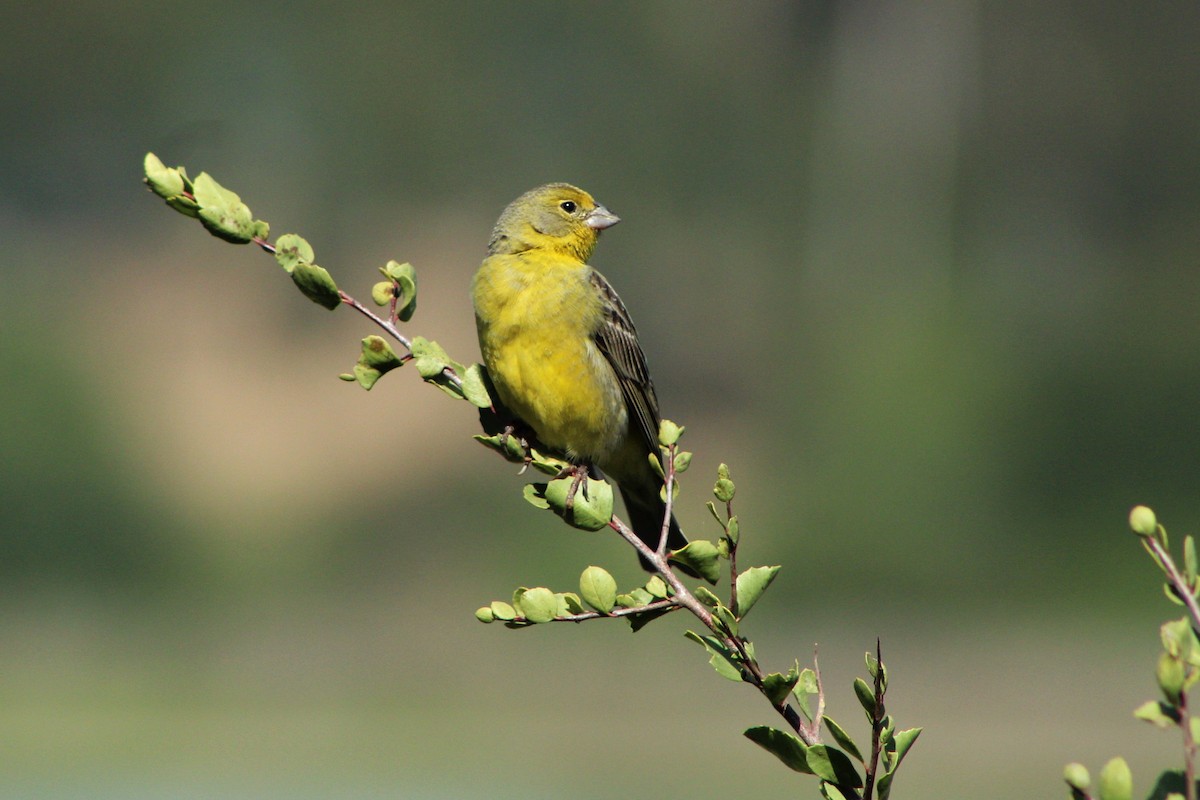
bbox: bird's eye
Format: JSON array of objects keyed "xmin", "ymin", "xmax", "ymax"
[{"xmin": 559, "ymin": 200, "xmax": 577, "ymax": 214}]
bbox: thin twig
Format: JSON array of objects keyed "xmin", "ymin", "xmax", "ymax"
[
  {"xmin": 862, "ymin": 639, "xmax": 885, "ymax": 800},
  {"xmin": 1143, "ymin": 530, "xmax": 1200, "ymax": 800},
  {"xmin": 726, "ymin": 494, "xmax": 740, "ymax": 618},
  {"xmin": 608, "ymin": 513, "xmax": 816, "ymax": 745},
  {"xmin": 811, "ymin": 650, "xmax": 825, "ymax": 743},
  {"xmin": 1147, "ymin": 536, "xmax": 1200, "ymax": 635},
  {"xmin": 249, "ymin": 228, "xmax": 418, "ymax": 356},
  {"xmin": 610, "ymin": 516, "xmax": 715, "ymax": 628},
  {"xmin": 657, "ymin": 443, "xmax": 676, "ymax": 558},
  {"xmin": 339, "ymin": 291, "xmax": 413, "ymax": 350},
  {"xmin": 1182, "ymin": 688, "xmax": 1197, "ymax": 800},
  {"xmin": 510, "ymin": 597, "xmax": 681, "ymax": 624}
]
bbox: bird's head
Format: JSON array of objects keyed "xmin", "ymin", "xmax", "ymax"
[{"xmin": 488, "ymin": 183, "xmax": 620, "ymax": 261}]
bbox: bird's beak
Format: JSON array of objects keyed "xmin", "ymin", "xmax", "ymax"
[{"xmin": 585, "ymin": 205, "xmax": 620, "ymax": 230}]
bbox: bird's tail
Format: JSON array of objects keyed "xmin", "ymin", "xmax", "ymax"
[{"xmin": 620, "ymin": 484, "xmax": 688, "ymax": 571}]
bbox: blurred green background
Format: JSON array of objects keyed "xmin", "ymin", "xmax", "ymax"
[{"xmin": 3, "ymin": 2, "xmax": 1199, "ymax": 797}]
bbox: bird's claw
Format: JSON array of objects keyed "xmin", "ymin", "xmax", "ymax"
[
  {"xmin": 498, "ymin": 425, "xmax": 533, "ymax": 473},
  {"xmin": 554, "ymin": 464, "xmax": 590, "ymax": 512}
]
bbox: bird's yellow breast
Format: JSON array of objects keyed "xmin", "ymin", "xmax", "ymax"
[{"xmin": 472, "ymin": 251, "xmax": 628, "ymax": 462}]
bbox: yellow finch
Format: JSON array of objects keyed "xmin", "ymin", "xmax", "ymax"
[{"xmin": 472, "ymin": 183, "xmax": 686, "ymax": 563}]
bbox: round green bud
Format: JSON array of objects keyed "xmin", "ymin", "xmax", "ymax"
[
  {"xmin": 475, "ymin": 607, "xmax": 495, "ymax": 623},
  {"xmin": 1097, "ymin": 757, "xmax": 1132, "ymax": 800},
  {"xmin": 371, "ymin": 281, "xmax": 397, "ymax": 306},
  {"xmin": 1129, "ymin": 505, "xmax": 1158, "ymax": 537},
  {"xmin": 1062, "ymin": 762, "xmax": 1090, "ymax": 791},
  {"xmin": 1157, "ymin": 652, "xmax": 1186, "ymax": 704}
]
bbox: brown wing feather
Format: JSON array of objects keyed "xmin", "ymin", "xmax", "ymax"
[{"xmin": 589, "ymin": 269, "xmax": 660, "ymax": 452}]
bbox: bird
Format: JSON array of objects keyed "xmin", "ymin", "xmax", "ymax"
[{"xmin": 471, "ymin": 183, "xmax": 686, "ymax": 566}]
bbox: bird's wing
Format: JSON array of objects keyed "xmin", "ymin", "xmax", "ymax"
[{"xmin": 589, "ymin": 269, "xmax": 661, "ymax": 452}]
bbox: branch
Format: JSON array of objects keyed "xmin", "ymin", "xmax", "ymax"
[{"xmin": 1146, "ymin": 534, "xmax": 1200, "ymax": 635}]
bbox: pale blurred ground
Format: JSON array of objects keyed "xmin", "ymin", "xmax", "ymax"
[{"xmin": 3, "ymin": 2, "xmax": 1200, "ymax": 797}]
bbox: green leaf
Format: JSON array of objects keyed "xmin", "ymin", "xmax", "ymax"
[
  {"xmin": 693, "ymin": 585, "xmax": 721, "ymax": 607},
  {"xmin": 475, "ymin": 431, "xmax": 532, "ymax": 464},
  {"xmin": 713, "ymin": 463, "xmax": 735, "ymax": 502},
  {"xmin": 823, "ymin": 717, "xmax": 863, "ymax": 762},
  {"xmin": 735, "ymin": 565, "xmax": 780, "ymax": 618},
  {"xmin": 1097, "ymin": 756, "xmax": 1132, "ymax": 800},
  {"xmin": 796, "ymin": 667, "xmax": 819, "ymax": 694},
  {"xmin": 883, "ymin": 716, "xmax": 897, "ymax": 746},
  {"xmin": 380, "ymin": 260, "xmax": 418, "ymax": 321},
  {"xmin": 526, "ymin": 448, "xmax": 570, "ymax": 475},
  {"xmin": 1161, "ymin": 617, "xmax": 1199, "ymax": 663},
  {"xmin": 198, "ymin": 204, "xmax": 255, "ymax": 243},
  {"xmin": 1133, "ymin": 699, "xmax": 1180, "ymax": 728},
  {"xmin": 726, "ymin": 515, "xmax": 739, "ymax": 545},
  {"xmin": 554, "ymin": 592, "xmax": 576, "ymax": 618},
  {"xmin": 516, "ymin": 587, "xmax": 558, "ymax": 624},
  {"xmin": 762, "ymin": 667, "xmax": 800, "ymax": 706},
  {"xmin": 1158, "ymin": 652, "xmax": 1187, "ymax": 704},
  {"xmin": 1164, "ymin": 582, "xmax": 1186, "ymax": 607},
  {"xmin": 706, "ymin": 501, "xmax": 722, "ymax": 524},
  {"xmin": 579, "ymin": 566, "xmax": 617, "ymax": 613},
  {"xmin": 274, "ymin": 233, "xmax": 315, "ymax": 273},
  {"xmin": 644, "ymin": 575, "xmax": 668, "ymax": 599},
  {"xmin": 793, "ymin": 667, "xmax": 819, "ymax": 721},
  {"xmin": 522, "ymin": 484, "xmax": 550, "ymax": 509},
  {"xmin": 193, "ymin": 172, "xmax": 257, "ymax": 244},
  {"xmin": 474, "ymin": 606, "xmax": 495, "ymax": 623},
  {"xmin": 712, "ymin": 603, "xmax": 738, "ymax": 636},
  {"xmin": 1187, "ymin": 535, "xmax": 1198, "ymax": 587},
  {"xmin": 626, "ymin": 587, "xmax": 653, "ymax": 606},
  {"xmin": 349, "ymin": 335, "xmax": 405, "ymax": 390},
  {"xmin": 143, "ymin": 152, "xmax": 185, "ymax": 199},
  {"xmin": 865, "ymin": 650, "xmax": 887, "ymax": 691},
  {"xmin": 744, "ymin": 726, "xmax": 811, "ymax": 774},
  {"xmin": 560, "ymin": 592, "xmax": 585, "ymax": 615},
  {"xmin": 821, "ymin": 784, "xmax": 850, "ymax": 800},
  {"xmin": 647, "ymin": 451, "xmax": 664, "ymax": 480},
  {"xmin": 489, "ymin": 601, "xmax": 516, "ymax": 621},
  {"xmin": 683, "ymin": 630, "xmax": 743, "ymax": 681},
  {"xmin": 411, "ymin": 336, "xmax": 459, "ymax": 378},
  {"xmin": 410, "ymin": 336, "xmax": 467, "ymax": 399},
  {"xmin": 668, "ymin": 540, "xmax": 721, "ymax": 584},
  {"xmin": 461, "ymin": 364, "xmax": 493, "ymax": 408},
  {"xmin": 190, "ymin": 171, "xmax": 234, "ymax": 209},
  {"xmin": 658, "ymin": 419, "xmax": 684, "ymax": 446},
  {"xmin": 889, "ymin": 727, "xmax": 921, "ymax": 769},
  {"xmin": 853, "ymin": 677, "xmax": 876, "ymax": 717},
  {"xmin": 289, "ymin": 260, "xmax": 340, "ymax": 309},
  {"xmin": 805, "ymin": 745, "xmax": 862, "ymax": 788},
  {"xmin": 164, "ymin": 194, "xmax": 201, "ymax": 218},
  {"xmin": 540, "ymin": 476, "xmax": 614, "ymax": 531},
  {"xmin": 673, "ymin": 450, "xmax": 693, "ymax": 473}
]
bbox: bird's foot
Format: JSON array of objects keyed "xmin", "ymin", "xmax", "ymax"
[
  {"xmin": 554, "ymin": 464, "xmax": 590, "ymax": 512},
  {"xmin": 498, "ymin": 425, "xmax": 533, "ymax": 474}
]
